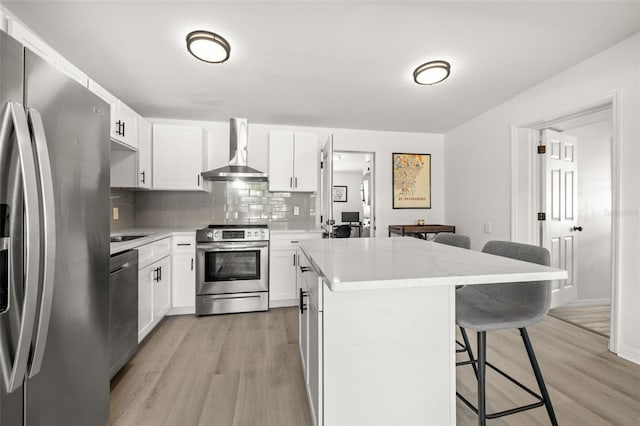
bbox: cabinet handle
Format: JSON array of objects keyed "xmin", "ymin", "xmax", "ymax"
[
  {"xmin": 197, "ymin": 175, "xmax": 200, "ymax": 186},
  {"xmin": 153, "ymin": 267, "xmax": 158, "ymax": 282},
  {"xmin": 290, "ymin": 177, "xmax": 293, "ymax": 188},
  {"xmin": 177, "ymin": 243, "xmax": 191, "ymax": 246},
  {"xmin": 295, "ymin": 177, "xmax": 298, "ymax": 188},
  {"xmin": 140, "ymin": 171, "xmax": 146, "ymax": 184},
  {"xmin": 122, "ymin": 121, "xmax": 125, "ymax": 137},
  {"xmin": 191, "ymin": 258, "xmax": 194, "ymax": 271},
  {"xmin": 115, "ymin": 120, "xmax": 122, "ymax": 136},
  {"xmin": 299, "ymin": 266, "xmax": 312, "ymax": 273},
  {"xmin": 158, "ymin": 266, "xmax": 162, "ymax": 281},
  {"xmin": 299, "ymin": 288, "xmax": 308, "ymax": 314},
  {"xmin": 293, "ymin": 254, "xmax": 296, "ymax": 266}
]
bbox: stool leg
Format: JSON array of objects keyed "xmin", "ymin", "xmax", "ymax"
[
  {"xmin": 477, "ymin": 331, "xmax": 487, "ymax": 426},
  {"xmin": 460, "ymin": 327, "xmax": 478, "ymax": 378},
  {"xmin": 520, "ymin": 328, "xmax": 558, "ymax": 426}
]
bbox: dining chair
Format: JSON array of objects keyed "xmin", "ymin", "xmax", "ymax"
[{"xmin": 456, "ymin": 240, "xmax": 557, "ymax": 426}]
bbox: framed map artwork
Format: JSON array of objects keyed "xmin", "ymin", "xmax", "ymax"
[{"xmin": 392, "ymin": 153, "xmax": 431, "ymax": 209}]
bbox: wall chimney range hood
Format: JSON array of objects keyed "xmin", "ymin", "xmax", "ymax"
[{"xmin": 201, "ymin": 118, "xmax": 267, "ymax": 181}]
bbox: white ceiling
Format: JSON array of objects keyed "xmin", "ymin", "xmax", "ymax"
[
  {"xmin": 334, "ymin": 151, "xmax": 369, "ymax": 173},
  {"xmin": 5, "ymin": 1, "xmax": 640, "ymax": 133}
]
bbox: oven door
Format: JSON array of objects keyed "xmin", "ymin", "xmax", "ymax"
[{"xmin": 196, "ymin": 241, "xmax": 269, "ymax": 295}]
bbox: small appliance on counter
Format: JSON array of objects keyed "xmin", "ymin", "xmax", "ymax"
[{"xmin": 195, "ymin": 224, "xmax": 270, "ymax": 315}]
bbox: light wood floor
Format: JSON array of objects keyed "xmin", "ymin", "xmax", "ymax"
[
  {"xmin": 110, "ymin": 308, "xmax": 640, "ymax": 426},
  {"xmin": 549, "ymin": 304, "xmax": 611, "ymax": 337}
]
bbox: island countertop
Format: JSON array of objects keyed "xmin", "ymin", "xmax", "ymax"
[{"xmin": 299, "ymin": 237, "xmax": 567, "ymax": 292}]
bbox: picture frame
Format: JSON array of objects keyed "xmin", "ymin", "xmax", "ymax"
[
  {"xmin": 332, "ymin": 185, "xmax": 348, "ymax": 202},
  {"xmin": 392, "ymin": 153, "xmax": 431, "ymax": 209}
]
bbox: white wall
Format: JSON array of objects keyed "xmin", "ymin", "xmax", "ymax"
[
  {"xmin": 572, "ymin": 120, "xmax": 613, "ymax": 302},
  {"xmin": 444, "ymin": 33, "xmax": 640, "ymax": 363},
  {"xmin": 333, "ymin": 171, "xmax": 364, "ymax": 223},
  {"xmin": 149, "ymin": 118, "xmax": 445, "ymax": 237}
]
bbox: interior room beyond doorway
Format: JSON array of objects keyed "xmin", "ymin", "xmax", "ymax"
[{"xmin": 332, "ymin": 151, "xmax": 375, "ymax": 238}]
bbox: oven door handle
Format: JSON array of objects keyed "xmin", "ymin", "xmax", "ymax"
[{"xmin": 198, "ymin": 242, "xmax": 268, "ymax": 251}]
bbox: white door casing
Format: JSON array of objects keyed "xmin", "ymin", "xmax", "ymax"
[
  {"xmin": 321, "ymin": 135, "xmax": 334, "ymax": 236},
  {"xmin": 540, "ymin": 129, "xmax": 578, "ymax": 308}
]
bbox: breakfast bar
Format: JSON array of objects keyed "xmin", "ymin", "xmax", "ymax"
[{"xmin": 297, "ymin": 238, "xmax": 567, "ymax": 426}]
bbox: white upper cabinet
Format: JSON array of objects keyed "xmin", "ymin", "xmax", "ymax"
[
  {"xmin": 137, "ymin": 118, "xmax": 152, "ymax": 189},
  {"xmin": 152, "ymin": 124, "xmax": 208, "ymax": 191},
  {"xmin": 268, "ymin": 131, "xmax": 318, "ymax": 192},
  {"xmin": 88, "ymin": 79, "xmax": 139, "ymax": 149},
  {"xmin": 7, "ymin": 17, "xmax": 56, "ymax": 64}
]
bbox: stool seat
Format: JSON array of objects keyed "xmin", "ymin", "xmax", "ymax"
[{"xmin": 456, "ymin": 285, "xmax": 547, "ymax": 331}]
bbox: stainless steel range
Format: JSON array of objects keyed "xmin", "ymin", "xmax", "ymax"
[{"xmin": 196, "ymin": 224, "xmax": 269, "ymax": 315}]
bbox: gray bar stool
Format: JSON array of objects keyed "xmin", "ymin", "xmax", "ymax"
[
  {"xmin": 456, "ymin": 240, "xmax": 558, "ymax": 426},
  {"xmin": 432, "ymin": 233, "xmax": 472, "ymax": 354}
]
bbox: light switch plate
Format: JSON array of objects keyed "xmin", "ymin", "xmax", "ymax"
[
  {"xmin": 113, "ymin": 207, "xmax": 119, "ymax": 221},
  {"xmin": 293, "ymin": 206, "xmax": 300, "ymax": 216},
  {"xmin": 483, "ymin": 222, "xmax": 492, "ymax": 233}
]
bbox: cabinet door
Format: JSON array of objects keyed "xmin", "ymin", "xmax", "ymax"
[
  {"xmin": 171, "ymin": 253, "xmax": 195, "ymax": 309},
  {"xmin": 88, "ymin": 80, "xmax": 119, "ymax": 141},
  {"xmin": 138, "ymin": 264, "xmax": 154, "ymax": 342},
  {"xmin": 153, "ymin": 257, "xmax": 171, "ymax": 319},
  {"xmin": 268, "ymin": 131, "xmax": 295, "ymax": 191},
  {"xmin": 153, "ymin": 124, "xmax": 205, "ymax": 190},
  {"xmin": 307, "ymin": 278, "xmax": 323, "ymax": 426},
  {"xmin": 138, "ymin": 118, "xmax": 152, "ymax": 189},
  {"xmin": 269, "ymin": 248, "xmax": 297, "ymax": 304},
  {"xmin": 298, "ymin": 258, "xmax": 309, "ymax": 375},
  {"xmin": 293, "ymin": 133, "xmax": 318, "ymax": 192},
  {"xmin": 117, "ymin": 102, "xmax": 139, "ymax": 149}
]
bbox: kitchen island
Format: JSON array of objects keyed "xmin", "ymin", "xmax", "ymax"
[{"xmin": 297, "ymin": 238, "xmax": 567, "ymax": 426}]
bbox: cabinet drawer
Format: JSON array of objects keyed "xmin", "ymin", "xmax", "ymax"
[
  {"xmin": 137, "ymin": 238, "xmax": 171, "ymax": 269},
  {"xmin": 172, "ymin": 235, "xmax": 196, "ymax": 254}
]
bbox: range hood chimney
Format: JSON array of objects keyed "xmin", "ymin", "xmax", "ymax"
[{"xmin": 201, "ymin": 118, "xmax": 267, "ymax": 181}]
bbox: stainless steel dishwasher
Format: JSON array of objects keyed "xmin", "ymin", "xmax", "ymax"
[{"xmin": 109, "ymin": 249, "xmax": 139, "ymax": 378}]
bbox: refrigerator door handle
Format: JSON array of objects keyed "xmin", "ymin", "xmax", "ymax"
[
  {"xmin": 0, "ymin": 101, "xmax": 41, "ymax": 393},
  {"xmin": 26, "ymin": 108, "xmax": 57, "ymax": 378}
]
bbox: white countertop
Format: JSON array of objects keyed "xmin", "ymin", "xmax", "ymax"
[
  {"xmin": 110, "ymin": 228, "xmax": 196, "ymax": 255},
  {"xmin": 300, "ymin": 238, "xmax": 568, "ymax": 292}
]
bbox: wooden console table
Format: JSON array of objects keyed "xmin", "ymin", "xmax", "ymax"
[{"xmin": 388, "ymin": 224, "xmax": 456, "ymax": 239}]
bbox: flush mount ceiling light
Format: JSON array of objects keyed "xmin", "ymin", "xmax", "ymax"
[
  {"xmin": 186, "ymin": 30, "xmax": 230, "ymax": 63},
  {"xmin": 413, "ymin": 60, "xmax": 451, "ymax": 85}
]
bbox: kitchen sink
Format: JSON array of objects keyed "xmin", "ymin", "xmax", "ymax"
[{"xmin": 110, "ymin": 235, "xmax": 147, "ymax": 243}]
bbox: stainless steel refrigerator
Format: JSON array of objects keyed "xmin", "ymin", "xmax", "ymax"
[{"xmin": 0, "ymin": 30, "xmax": 110, "ymax": 425}]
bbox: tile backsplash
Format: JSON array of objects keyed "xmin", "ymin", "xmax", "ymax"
[
  {"xmin": 110, "ymin": 189, "xmax": 136, "ymax": 232},
  {"xmin": 134, "ymin": 181, "xmax": 316, "ymax": 229}
]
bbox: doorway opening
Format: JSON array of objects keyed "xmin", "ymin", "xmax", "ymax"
[
  {"xmin": 511, "ymin": 98, "xmax": 618, "ymax": 348},
  {"xmin": 332, "ymin": 150, "xmax": 375, "ymax": 238}
]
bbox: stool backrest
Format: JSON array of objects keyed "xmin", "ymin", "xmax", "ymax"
[
  {"xmin": 433, "ymin": 233, "xmax": 471, "ymax": 249},
  {"xmin": 334, "ymin": 225, "xmax": 351, "ymax": 238},
  {"xmin": 480, "ymin": 241, "xmax": 552, "ymax": 314}
]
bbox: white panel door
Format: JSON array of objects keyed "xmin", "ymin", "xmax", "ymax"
[
  {"xmin": 293, "ymin": 133, "xmax": 319, "ymax": 192},
  {"xmin": 268, "ymin": 131, "xmax": 295, "ymax": 191},
  {"xmin": 540, "ymin": 129, "xmax": 578, "ymax": 308},
  {"xmin": 171, "ymin": 253, "xmax": 195, "ymax": 309},
  {"xmin": 321, "ymin": 135, "xmax": 334, "ymax": 236},
  {"xmin": 269, "ymin": 248, "xmax": 297, "ymax": 303},
  {"xmin": 153, "ymin": 257, "xmax": 172, "ymax": 319}
]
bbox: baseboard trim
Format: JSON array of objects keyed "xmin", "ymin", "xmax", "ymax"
[
  {"xmin": 565, "ymin": 298, "xmax": 611, "ymax": 307},
  {"xmin": 617, "ymin": 345, "xmax": 640, "ymax": 365},
  {"xmin": 167, "ymin": 306, "xmax": 196, "ymax": 316}
]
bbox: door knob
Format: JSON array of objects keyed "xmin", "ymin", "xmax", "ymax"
[{"xmin": 572, "ymin": 226, "xmax": 583, "ymax": 232}]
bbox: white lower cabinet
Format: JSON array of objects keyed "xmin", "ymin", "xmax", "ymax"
[
  {"xmin": 269, "ymin": 232, "xmax": 322, "ymax": 308},
  {"xmin": 169, "ymin": 233, "xmax": 196, "ymax": 315},
  {"xmin": 298, "ymin": 249, "xmax": 323, "ymax": 426},
  {"xmin": 137, "ymin": 237, "xmax": 171, "ymax": 342}
]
